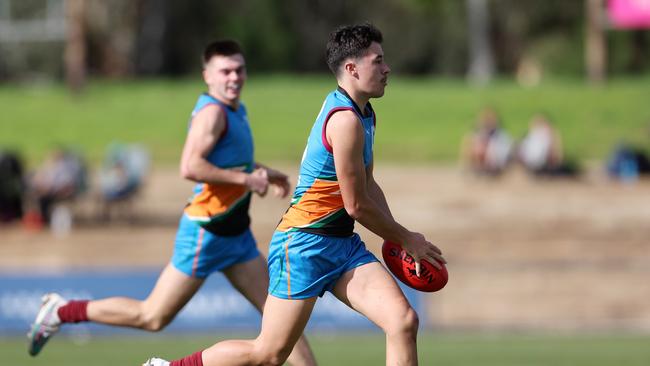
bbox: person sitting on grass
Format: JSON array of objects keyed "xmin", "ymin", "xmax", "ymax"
[{"xmin": 461, "ymin": 107, "xmax": 513, "ymax": 176}]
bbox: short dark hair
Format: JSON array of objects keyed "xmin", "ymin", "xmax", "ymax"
[
  {"xmin": 203, "ymin": 40, "xmax": 243, "ymax": 67},
  {"xmin": 326, "ymin": 23, "xmax": 383, "ymax": 75}
]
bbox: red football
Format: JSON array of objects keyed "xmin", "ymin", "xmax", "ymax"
[{"xmin": 381, "ymin": 240, "xmax": 448, "ymax": 292}]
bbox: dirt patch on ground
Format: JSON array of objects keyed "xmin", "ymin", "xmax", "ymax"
[{"xmin": 2, "ymin": 164, "xmax": 649, "ymax": 331}]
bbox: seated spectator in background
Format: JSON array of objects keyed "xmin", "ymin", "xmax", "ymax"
[
  {"xmin": 607, "ymin": 121, "xmax": 650, "ymax": 183},
  {"xmin": 461, "ymin": 107, "xmax": 513, "ymax": 176},
  {"xmin": 28, "ymin": 147, "xmax": 87, "ymax": 224},
  {"xmin": 0, "ymin": 150, "xmax": 25, "ymax": 223},
  {"xmin": 517, "ymin": 113, "xmax": 579, "ymax": 178},
  {"xmin": 606, "ymin": 143, "xmax": 650, "ymax": 183},
  {"xmin": 99, "ymin": 143, "xmax": 149, "ymax": 202},
  {"xmin": 97, "ymin": 143, "xmax": 149, "ymax": 220}
]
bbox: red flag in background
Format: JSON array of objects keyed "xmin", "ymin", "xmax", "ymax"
[{"xmin": 609, "ymin": 0, "xmax": 650, "ymax": 29}]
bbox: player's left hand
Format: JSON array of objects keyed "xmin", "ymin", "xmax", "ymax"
[
  {"xmin": 264, "ymin": 167, "xmax": 291, "ymax": 198},
  {"xmin": 401, "ymin": 231, "xmax": 446, "ymax": 276}
]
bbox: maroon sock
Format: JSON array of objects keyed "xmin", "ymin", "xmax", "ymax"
[
  {"xmin": 57, "ymin": 300, "xmax": 89, "ymax": 323},
  {"xmin": 170, "ymin": 351, "xmax": 204, "ymax": 366}
]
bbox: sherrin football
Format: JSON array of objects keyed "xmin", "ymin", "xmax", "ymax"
[{"xmin": 382, "ymin": 240, "xmax": 448, "ymax": 292}]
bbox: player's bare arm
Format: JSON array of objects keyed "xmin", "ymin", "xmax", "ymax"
[
  {"xmin": 328, "ymin": 110, "xmax": 445, "ymax": 274},
  {"xmin": 180, "ymin": 104, "xmax": 268, "ymax": 195},
  {"xmin": 365, "ymin": 162, "xmax": 393, "ymax": 219}
]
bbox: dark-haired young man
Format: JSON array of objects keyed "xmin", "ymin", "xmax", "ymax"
[
  {"xmin": 27, "ymin": 40, "xmax": 316, "ymax": 366},
  {"xmin": 143, "ymin": 23, "xmax": 446, "ymax": 366}
]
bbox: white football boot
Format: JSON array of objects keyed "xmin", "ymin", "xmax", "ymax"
[
  {"xmin": 142, "ymin": 358, "xmax": 171, "ymax": 366},
  {"xmin": 27, "ymin": 293, "xmax": 67, "ymax": 356}
]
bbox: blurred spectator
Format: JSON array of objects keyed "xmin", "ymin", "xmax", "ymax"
[
  {"xmin": 27, "ymin": 147, "xmax": 87, "ymax": 225},
  {"xmin": 517, "ymin": 113, "xmax": 579, "ymax": 178},
  {"xmin": 517, "ymin": 113, "xmax": 579, "ymax": 177},
  {"xmin": 97, "ymin": 142, "xmax": 150, "ymax": 220},
  {"xmin": 607, "ymin": 122, "xmax": 650, "ymax": 183},
  {"xmin": 606, "ymin": 143, "xmax": 650, "ymax": 183},
  {"xmin": 0, "ymin": 150, "xmax": 25, "ymax": 223},
  {"xmin": 461, "ymin": 107, "xmax": 514, "ymax": 176}
]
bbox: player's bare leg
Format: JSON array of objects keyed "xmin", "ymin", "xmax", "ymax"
[
  {"xmin": 87, "ymin": 263, "xmax": 204, "ymax": 330},
  {"xmin": 199, "ymin": 295, "xmax": 317, "ymax": 366},
  {"xmin": 333, "ymin": 262, "xmax": 419, "ymax": 366},
  {"xmin": 223, "ymin": 256, "xmax": 317, "ymax": 366},
  {"xmin": 29, "ymin": 264, "xmax": 203, "ymax": 356}
]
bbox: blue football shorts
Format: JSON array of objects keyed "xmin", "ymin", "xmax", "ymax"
[
  {"xmin": 268, "ymin": 230, "xmax": 378, "ymax": 299},
  {"xmin": 171, "ymin": 214, "xmax": 260, "ymax": 278}
]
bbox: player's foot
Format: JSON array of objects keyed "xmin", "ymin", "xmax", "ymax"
[
  {"xmin": 27, "ymin": 293, "xmax": 67, "ymax": 356},
  {"xmin": 142, "ymin": 358, "xmax": 170, "ymax": 366}
]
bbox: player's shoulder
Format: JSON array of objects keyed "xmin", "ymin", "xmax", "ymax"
[
  {"xmin": 191, "ymin": 102, "xmax": 227, "ymax": 130},
  {"xmin": 328, "ymin": 108, "xmax": 358, "ymax": 121},
  {"xmin": 194, "ymin": 102, "xmax": 225, "ymax": 119},
  {"xmin": 327, "ymin": 109, "xmax": 363, "ymax": 134}
]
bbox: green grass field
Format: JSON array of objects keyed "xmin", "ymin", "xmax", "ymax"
[
  {"xmin": 1, "ymin": 75, "xmax": 649, "ymax": 166},
  {"xmin": 2, "ymin": 333, "xmax": 650, "ymax": 365}
]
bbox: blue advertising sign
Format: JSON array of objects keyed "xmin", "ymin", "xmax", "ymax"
[{"xmin": 0, "ymin": 269, "xmax": 422, "ymax": 335}]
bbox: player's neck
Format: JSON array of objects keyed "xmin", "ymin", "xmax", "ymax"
[{"xmin": 337, "ymin": 84, "xmax": 369, "ymax": 115}]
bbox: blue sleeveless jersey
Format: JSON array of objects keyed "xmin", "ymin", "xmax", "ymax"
[
  {"xmin": 277, "ymin": 87, "xmax": 375, "ymax": 237},
  {"xmin": 183, "ymin": 93, "xmax": 255, "ymax": 236}
]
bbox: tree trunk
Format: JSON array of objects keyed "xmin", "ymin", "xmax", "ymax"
[
  {"xmin": 64, "ymin": 0, "xmax": 86, "ymax": 93},
  {"xmin": 466, "ymin": 0, "xmax": 494, "ymax": 85},
  {"xmin": 585, "ymin": 0, "xmax": 606, "ymax": 84}
]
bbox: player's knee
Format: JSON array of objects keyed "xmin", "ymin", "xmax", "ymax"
[
  {"xmin": 386, "ymin": 306, "xmax": 419, "ymax": 339},
  {"xmin": 143, "ymin": 312, "xmax": 176, "ymax": 332},
  {"xmin": 138, "ymin": 307, "xmax": 174, "ymax": 332},
  {"xmin": 141, "ymin": 317, "xmax": 168, "ymax": 332},
  {"xmin": 403, "ymin": 307, "xmax": 419, "ymax": 336},
  {"xmin": 251, "ymin": 342, "xmax": 292, "ymax": 366},
  {"xmin": 259, "ymin": 354, "xmax": 289, "ymax": 366}
]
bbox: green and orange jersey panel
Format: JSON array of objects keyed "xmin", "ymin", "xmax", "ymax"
[
  {"xmin": 277, "ymin": 87, "xmax": 375, "ymax": 237},
  {"xmin": 183, "ymin": 93, "xmax": 254, "ymax": 236}
]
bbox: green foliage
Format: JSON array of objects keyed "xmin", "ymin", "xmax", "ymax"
[
  {"xmin": 525, "ymin": 32, "xmax": 584, "ymax": 76},
  {"xmin": 0, "ymin": 76, "xmax": 648, "ymax": 168},
  {"xmin": 3, "ymin": 0, "xmax": 650, "ymax": 80},
  {"xmin": 2, "ymin": 333, "xmax": 650, "ymax": 366},
  {"xmin": 608, "ymin": 31, "xmax": 650, "ymax": 75}
]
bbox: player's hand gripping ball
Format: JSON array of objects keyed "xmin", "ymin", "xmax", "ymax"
[{"xmin": 382, "ymin": 240, "xmax": 448, "ymax": 292}]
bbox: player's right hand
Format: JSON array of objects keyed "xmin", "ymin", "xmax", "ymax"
[
  {"xmin": 245, "ymin": 168, "xmax": 269, "ymax": 196},
  {"xmin": 265, "ymin": 167, "xmax": 291, "ymax": 198},
  {"xmin": 401, "ymin": 231, "xmax": 446, "ymax": 276}
]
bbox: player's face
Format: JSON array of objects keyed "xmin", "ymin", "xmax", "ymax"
[
  {"xmin": 355, "ymin": 42, "xmax": 391, "ymax": 98},
  {"xmin": 203, "ymin": 54, "xmax": 247, "ymax": 106}
]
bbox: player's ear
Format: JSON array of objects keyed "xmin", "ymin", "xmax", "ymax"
[
  {"xmin": 344, "ymin": 61, "xmax": 358, "ymax": 79},
  {"xmin": 202, "ymin": 68, "xmax": 210, "ymax": 84}
]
